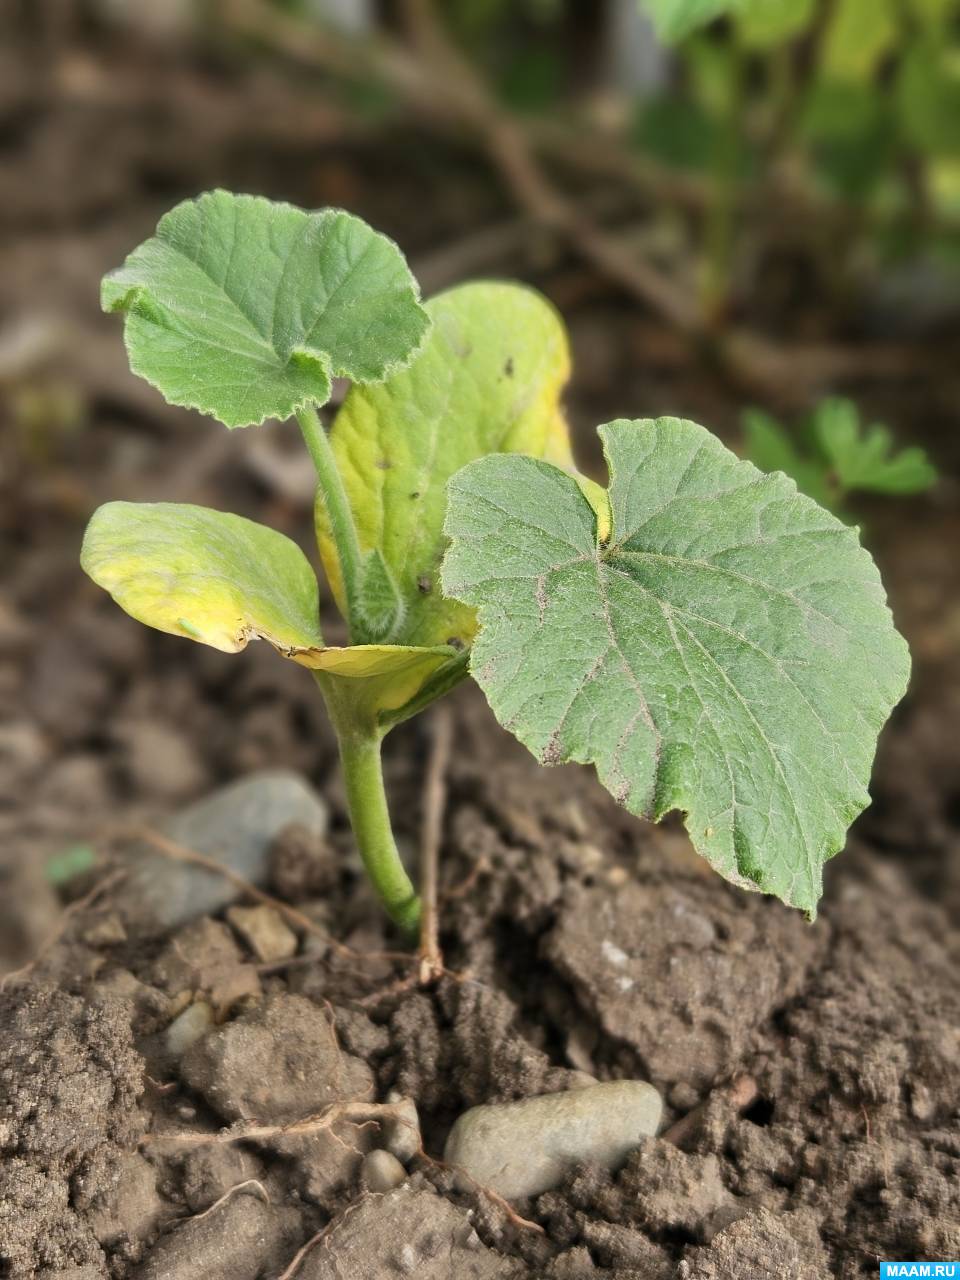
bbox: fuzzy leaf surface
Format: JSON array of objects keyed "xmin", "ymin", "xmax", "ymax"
[
  {"xmin": 101, "ymin": 190, "xmax": 428, "ymax": 428},
  {"xmin": 443, "ymin": 417, "xmax": 910, "ymax": 915},
  {"xmin": 317, "ymin": 282, "xmax": 592, "ymax": 649}
]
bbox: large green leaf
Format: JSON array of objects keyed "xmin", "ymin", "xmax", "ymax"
[
  {"xmin": 81, "ymin": 502, "xmax": 456, "ymax": 717},
  {"xmin": 443, "ymin": 417, "xmax": 910, "ymax": 916},
  {"xmin": 317, "ymin": 282, "xmax": 588, "ymax": 650},
  {"xmin": 101, "ymin": 191, "xmax": 429, "ymax": 428}
]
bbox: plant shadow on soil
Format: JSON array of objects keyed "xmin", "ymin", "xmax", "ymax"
[{"xmin": 1, "ymin": 18, "xmax": 959, "ymax": 1280}]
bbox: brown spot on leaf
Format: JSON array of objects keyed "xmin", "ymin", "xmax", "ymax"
[
  {"xmin": 417, "ymin": 575, "xmax": 432, "ymax": 594},
  {"xmin": 504, "ymin": 357, "xmax": 514, "ymax": 377}
]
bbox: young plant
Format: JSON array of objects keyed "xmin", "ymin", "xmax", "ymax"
[
  {"xmin": 743, "ymin": 397, "xmax": 938, "ymax": 515},
  {"xmin": 83, "ymin": 189, "xmax": 910, "ymax": 939}
]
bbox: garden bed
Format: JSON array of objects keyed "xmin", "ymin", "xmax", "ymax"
[{"xmin": 1, "ymin": 21, "xmax": 958, "ymax": 1280}]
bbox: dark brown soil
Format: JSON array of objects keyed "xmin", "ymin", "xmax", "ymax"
[{"xmin": 2, "ymin": 12, "xmax": 959, "ymax": 1280}]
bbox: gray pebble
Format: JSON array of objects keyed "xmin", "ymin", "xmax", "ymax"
[
  {"xmin": 443, "ymin": 1080, "xmax": 662, "ymax": 1200},
  {"xmin": 116, "ymin": 771, "xmax": 328, "ymax": 932},
  {"xmin": 362, "ymin": 1149, "xmax": 407, "ymax": 1193}
]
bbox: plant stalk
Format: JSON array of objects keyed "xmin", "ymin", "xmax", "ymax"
[
  {"xmin": 318, "ymin": 674, "xmax": 420, "ymax": 937},
  {"xmin": 337, "ymin": 729, "xmax": 421, "ymax": 937},
  {"xmin": 296, "ymin": 404, "xmax": 363, "ymax": 641}
]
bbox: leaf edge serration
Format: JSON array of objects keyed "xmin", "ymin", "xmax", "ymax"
[
  {"xmin": 100, "ymin": 189, "xmax": 431, "ymax": 430},
  {"xmin": 441, "ymin": 416, "xmax": 912, "ymax": 918}
]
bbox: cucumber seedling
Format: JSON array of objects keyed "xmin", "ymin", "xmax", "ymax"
[{"xmin": 82, "ymin": 190, "xmax": 910, "ymax": 937}]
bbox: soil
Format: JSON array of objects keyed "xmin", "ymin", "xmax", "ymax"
[{"xmin": 2, "ymin": 12, "xmax": 959, "ymax": 1280}]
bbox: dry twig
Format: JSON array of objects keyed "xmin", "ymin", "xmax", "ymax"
[{"xmin": 417, "ymin": 704, "xmax": 453, "ymax": 985}]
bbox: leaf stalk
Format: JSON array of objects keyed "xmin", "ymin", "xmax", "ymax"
[{"xmin": 296, "ymin": 404, "xmax": 364, "ymax": 641}]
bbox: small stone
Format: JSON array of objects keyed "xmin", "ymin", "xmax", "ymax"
[
  {"xmin": 443, "ymin": 1080, "xmax": 663, "ymax": 1201},
  {"xmin": 79, "ymin": 912, "xmax": 127, "ymax": 947},
  {"xmin": 226, "ymin": 904, "xmax": 298, "ymax": 963},
  {"xmin": 361, "ymin": 1149, "xmax": 407, "ymax": 1192},
  {"xmin": 165, "ymin": 1002, "xmax": 214, "ymax": 1058},
  {"xmin": 115, "ymin": 771, "xmax": 328, "ymax": 934},
  {"xmin": 383, "ymin": 1092, "xmax": 421, "ymax": 1163}
]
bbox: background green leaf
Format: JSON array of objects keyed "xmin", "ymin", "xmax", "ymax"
[
  {"xmin": 443, "ymin": 417, "xmax": 910, "ymax": 916},
  {"xmin": 740, "ymin": 408, "xmax": 832, "ymax": 508},
  {"xmin": 813, "ymin": 399, "xmax": 939, "ymax": 495},
  {"xmin": 735, "ymin": 0, "xmax": 817, "ymax": 49},
  {"xmin": 821, "ymin": 0, "xmax": 898, "ymax": 82},
  {"xmin": 642, "ymin": 0, "xmax": 731, "ymax": 42},
  {"xmin": 101, "ymin": 190, "xmax": 429, "ymax": 428},
  {"xmin": 317, "ymin": 281, "xmax": 581, "ymax": 650}
]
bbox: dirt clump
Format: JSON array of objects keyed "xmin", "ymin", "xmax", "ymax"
[
  {"xmin": 296, "ymin": 1182, "xmax": 518, "ymax": 1280},
  {"xmin": 0, "ymin": 985, "xmax": 149, "ymax": 1275}
]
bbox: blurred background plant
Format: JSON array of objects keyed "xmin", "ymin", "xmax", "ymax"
[{"xmin": 743, "ymin": 396, "xmax": 938, "ymax": 514}]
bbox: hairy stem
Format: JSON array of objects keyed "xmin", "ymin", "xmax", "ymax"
[{"xmin": 296, "ymin": 403, "xmax": 363, "ymax": 640}]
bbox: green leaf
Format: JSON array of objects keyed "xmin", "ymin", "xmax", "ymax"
[
  {"xmin": 642, "ymin": 0, "xmax": 818, "ymax": 44},
  {"xmin": 45, "ymin": 844, "xmax": 97, "ymax": 886},
  {"xmin": 101, "ymin": 190, "xmax": 429, "ymax": 428},
  {"xmin": 312, "ymin": 644, "xmax": 461, "ymax": 719},
  {"xmin": 81, "ymin": 501, "xmax": 325, "ymax": 653},
  {"xmin": 813, "ymin": 399, "xmax": 938, "ymax": 496},
  {"xmin": 897, "ymin": 37, "xmax": 960, "ymax": 158},
  {"xmin": 735, "ymin": 0, "xmax": 816, "ymax": 49},
  {"xmin": 821, "ymin": 0, "xmax": 898, "ymax": 82},
  {"xmin": 741, "ymin": 409, "xmax": 833, "ymax": 508},
  {"xmin": 443, "ymin": 417, "xmax": 910, "ymax": 916},
  {"xmin": 643, "ymin": 0, "xmax": 732, "ymax": 42},
  {"xmin": 81, "ymin": 500, "xmax": 457, "ymax": 719},
  {"xmin": 356, "ymin": 549, "xmax": 406, "ymax": 641},
  {"xmin": 317, "ymin": 281, "xmax": 591, "ymax": 650}
]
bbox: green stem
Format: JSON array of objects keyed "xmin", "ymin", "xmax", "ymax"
[
  {"xmin": 318, "ymin": 674, "xmax": 420, "ymax": 937},
  {"xmin": 339, "ymin": 729, "xmax": 421, "ymax": 937},
  {"xmin": 296, "ymin": 404, "xmax": 363, "ymax": 640}
]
